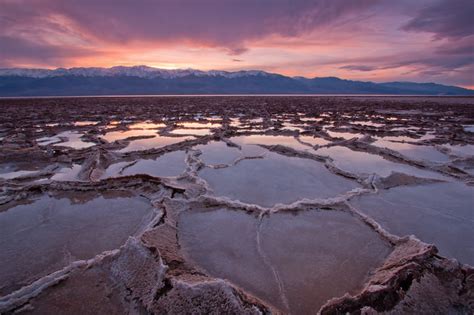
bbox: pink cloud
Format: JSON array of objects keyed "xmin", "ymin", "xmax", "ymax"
[{"xmin": 0, "ymin": 0, "xmax": 472, "ymax": 87}]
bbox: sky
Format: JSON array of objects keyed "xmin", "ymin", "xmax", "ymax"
[{"xmin": 1, "ymin": 0, "xmax": 473, "ymax": 88}]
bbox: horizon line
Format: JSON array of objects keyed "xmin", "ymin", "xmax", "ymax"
[
  {"xmin": 2, "ymin": 94, "xmax": 474, "ymax": 100},
  {"xmin": 1, "ymin": 65, "xmax": 472, "ymax": 89}
]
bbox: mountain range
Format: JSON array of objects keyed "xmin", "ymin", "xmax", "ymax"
[{"xmin": 0, "ymin": 66, "xmax": 472, "ymax": 96}]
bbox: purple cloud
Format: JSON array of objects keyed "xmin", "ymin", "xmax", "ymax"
[
  {"xmin": 1, "ymin": 0, "xmax": 378, "ymax": 53},
  {"xmin": 402, "ymin": 0, "xmax": 474, "ymax": 39},
  {"xmin": 339, "ymin": 65, "xmax": 379, "ymax": 72},
  {"xmin": 0, "ymin": 0, "xmax": 472, "ymax": 86},
  {"xmin": 0, "ymin": 35, "xmax": 94, "ymax": 67}
]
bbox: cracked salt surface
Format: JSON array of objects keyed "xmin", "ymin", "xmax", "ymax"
[
  {"xmin": 117, "ymin": 135, "xmax": 194, "ymax": 152},
  {"xmin": 326, "ymin": 130, "xmax": 362, "ymax": 140},
  {"xmin": 463, "ymin": 125, "xmax": 474, "ymax": 133},
  {"xmin": 194, "ymin": 141, "xmax": 242, "ymax": 165},
  {"xmin": 170, "ymin": 128, "xmax": 212, "ymax": 136},
  {"xmin": 0, "ymin": 164, "xmax": 43, "ymax": 180},
  {"xmin": 103, "ymin": 150, "xmax": 188, "ymax": 178},
  {"xmin": 51, "ymin": 164, "xmax": 82, "ymax": 181},
  {"xmin": 443, "ymin": 144, "xmax": 474, "ymax": 158},
  {"xmin": 0, "ymin": 191, "xmax": 153, "ymax": 296},
  {"xmin": 101, "ymin": 129, "xmax": 159, "ymax": 142},
  {"xmin": 25, "ymin": 260, "xmax": 130, "ymax": 314},
  {"xmin": 1, "ymin": 96, "xmax": 473, "ymax": 314},
  {"xmin": 39, "ymin": 131, "xmax": 95, "ymax": 149},
  {"xmin": 299, "ymin": 135, "xmax": 330, "ymax": 147},
  {"xmin": 179, "ymin": 207, "xmax": 391, "ymax": 313},
  {"xmin": 280, "ymin": 122, "xmax": 306, "ymax": 132},
  {"xmin": 350, "ymin": 182, "xmax": 474, "ymax": 265},
  {"xmin": 232, "ymin": 135, "xmax": 316, "ymax": 153},
  {"xmin": 177, "ymin": 122, "xmax": 220, "ymax": 128},
  {"xmin": 352, "ymin": 121, "xmax": 385, "ymax": 128},
  {"xmin": 73, "ymin": 121, "xmax": 99, "ymax": 127},
  {"xmin": 373, "ymin": 139, "xmax": 451, "ymax": 163},
  {"xmin": 128, "ymin": 121, "xmax": 166, "ymax": 129},
  {"xmin": 316, "ymin": 145, "xmax": 447, "ymax": 179},
  {"xmin": 0, "ymin": 169, "xmax": 39, "ymax": 179},
  {"xmin": 200, "ymin": 149, "xmax": 359, "ymax": 207}
]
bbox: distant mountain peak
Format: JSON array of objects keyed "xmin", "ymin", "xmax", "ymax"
[
  {"xmin": 0, "ymin": 66, "xmax": 273, "ymax": 79},
  {"xmin": 0, "ymin": 66, "xmax": 472, "ymax": 96}
]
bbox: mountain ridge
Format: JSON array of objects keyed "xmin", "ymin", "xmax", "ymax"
[
  {"xmin": 0, "ymin": 66, "xmax": 274, "ymax": 79},
  {"xmin": 0, "ymin": 66, "xmax": 472, "ymax": 96}
]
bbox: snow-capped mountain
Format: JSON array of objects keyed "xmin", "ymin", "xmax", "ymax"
[
  {"xmin": 0, "ymin": 66, "xmax": 472, "ymax": 96},
  {"xmin": 0, "ymin": 66, "xmax": 272, "ymax": 79}
]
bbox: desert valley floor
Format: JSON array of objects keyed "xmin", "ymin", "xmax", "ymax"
[{"xmin": 0, "ymin": 96, "xmax": 473, "ymax": 314}]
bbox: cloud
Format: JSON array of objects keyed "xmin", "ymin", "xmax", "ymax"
[
  {"xmin": 402, "ymin": 0, "xmax": 474, "ymax": 39},
  {"xmin": 0, "ymin": 0, "xmax": 472, "ymax": 87},
  {"xmin": 1, "ymin": 0, "xmax": 378, "ymax": 49},
  {"xmin": 225, "ymin": 47, "xmax": 249, "ymax": 56},
  {"xmin": 337, "ymin": 52, "xmax": 472, "ymax": 78},
  {"xmin": 436, "ymin": 36, "xmax": 474, "ymax": 55},
  {"xmin": 0, "ymin": 0, "xmax": 382, "ymax": 65},
  {"xmin": 339, "ymin": 65, "xmax": 379, "ymax": 71},
  {"xmin": 0, "ymin": 35, "xmax": 95, "ymax": 67}
]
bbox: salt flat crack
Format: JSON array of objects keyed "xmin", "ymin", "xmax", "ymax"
[
  {"xmin": 255, "ymin": 214, "xmax": 290, "ymax": 312},
  {"xmin": 1, "ymin": 96, "xmax": 473, "ymax": 314}
]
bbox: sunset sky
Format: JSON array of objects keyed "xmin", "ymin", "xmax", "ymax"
[{"xmin": 1, "ymin": 0, "xmax": 473, "ymax": 88}]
